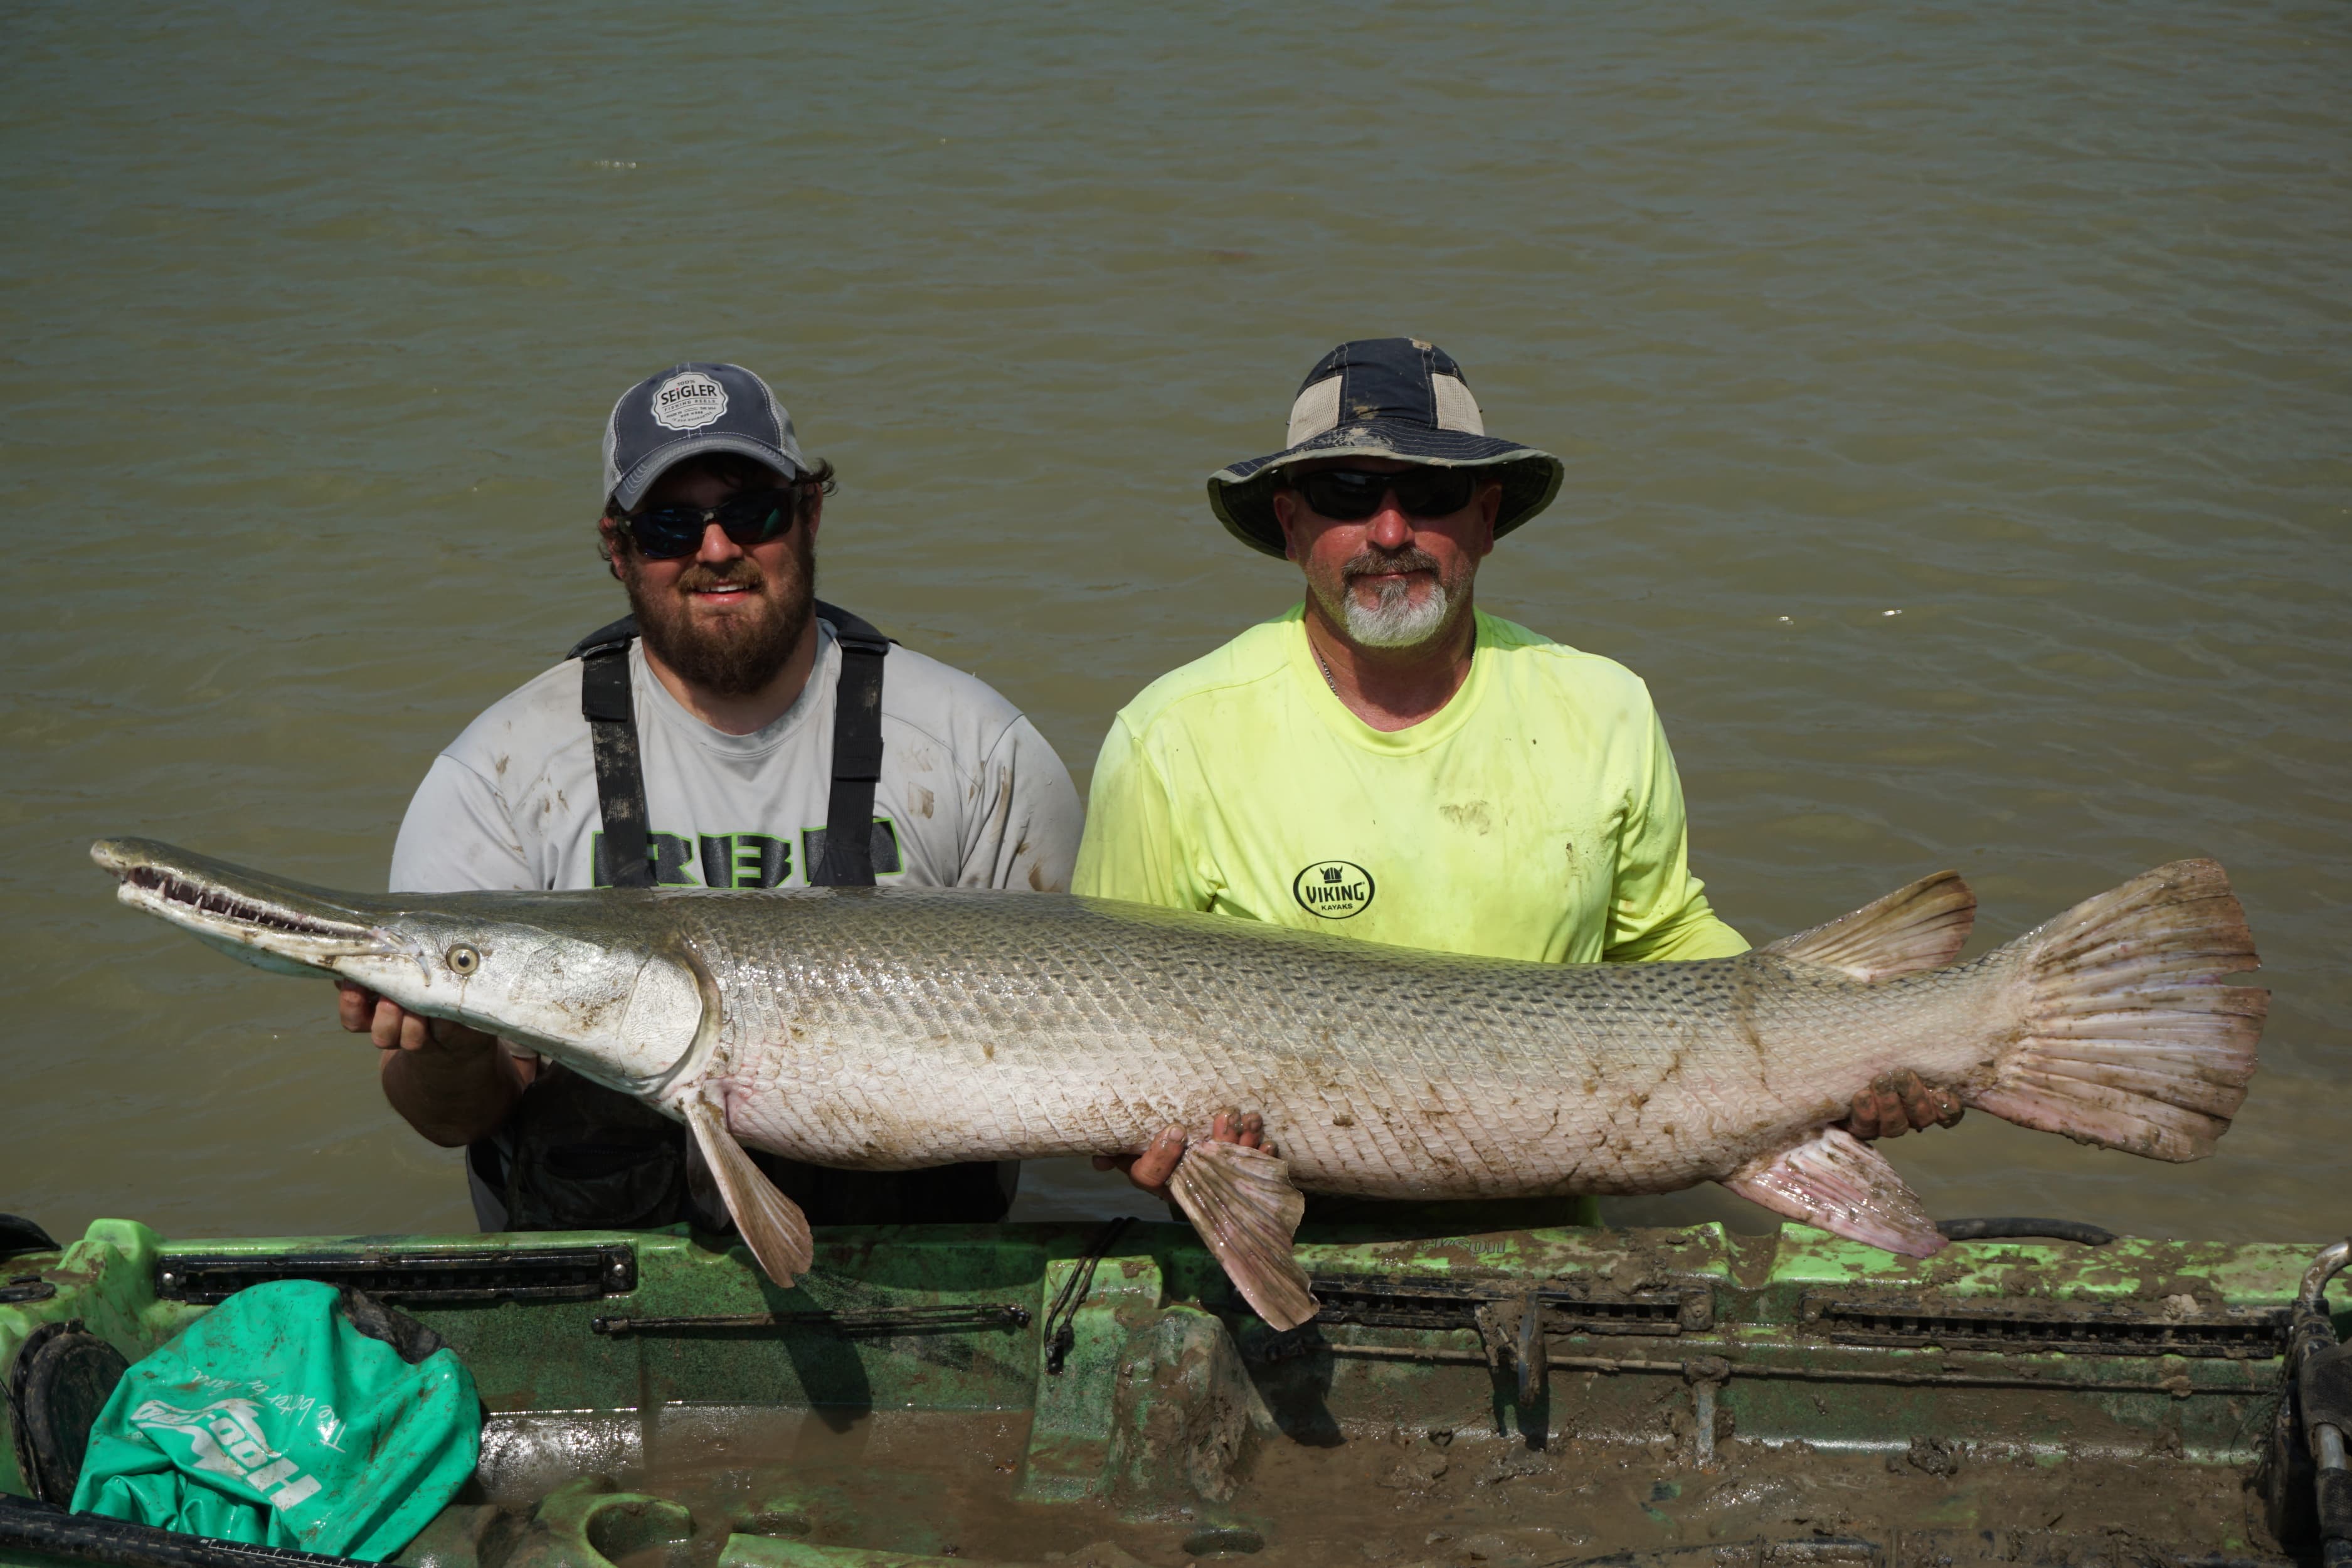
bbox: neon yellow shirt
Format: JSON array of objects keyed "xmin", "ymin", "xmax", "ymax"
[{"xmin": 1073, "ymin": 607, "xmax": 1745, "ymax": 965}]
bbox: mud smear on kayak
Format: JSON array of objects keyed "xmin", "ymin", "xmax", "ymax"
[{"xmin": 455, "ymin": 1406, "xmax": 2277, "ymax": 1568}]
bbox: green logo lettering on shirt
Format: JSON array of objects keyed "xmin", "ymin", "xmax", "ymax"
[
  {"xmin": 591, "ymin": 823, "xmax": 888, "ymax": 887},
  {"xmin": 699, "ymin": 832, "xmax": 793, "ymax": 889},
  {"xmin": 1293, "ymin": 860, "xmax": 1375, "ymax": 919}
]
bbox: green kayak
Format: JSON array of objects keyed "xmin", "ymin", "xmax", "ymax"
[{"xmin": 3, "ymin": 1217, "xmax": 2345, "ymax": 1568}]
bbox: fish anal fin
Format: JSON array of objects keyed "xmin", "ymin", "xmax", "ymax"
[
  {"xmin": 1723, "ymin": 1128, "xmax": 1947, "ymax": 1258},
  {"xmin": 1165, "ymin": 1139, "xmax": 1318, "ymax": 1332},
  {"xmin": 1764, "ymin": 870, "xmax": 1976, "ymax": 981},
  {"xmin": 683, "ymin": 1094, "xmax": 813, "ymax": 1288}
]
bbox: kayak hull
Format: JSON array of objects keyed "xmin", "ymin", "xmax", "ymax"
[{"xmin": 3, "ymin": 1219, "xmax": 2334, "ymax": 1567}]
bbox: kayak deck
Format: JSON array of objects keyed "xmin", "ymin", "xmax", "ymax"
[{"xmin": 3, "ymin": 1218, "xmax": 2334, "ymax": 1568}]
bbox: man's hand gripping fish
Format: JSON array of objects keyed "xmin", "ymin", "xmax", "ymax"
[{"xmin": 93, "ymin": 840, "xmax": 2265, "ymax": 1332}]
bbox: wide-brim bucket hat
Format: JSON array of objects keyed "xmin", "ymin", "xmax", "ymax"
[{"xmin": 1207, "ymin": 338, "xmax": 1564, "ymax": 559}]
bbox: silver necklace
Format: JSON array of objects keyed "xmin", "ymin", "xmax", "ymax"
[
  {"xmin": 1310, "ymin": 637, "xmax": 1341, "ymax": 696},
  {"xmin": 1310, "ymin": 630, "xmax": 1474, "ymax": 704}
]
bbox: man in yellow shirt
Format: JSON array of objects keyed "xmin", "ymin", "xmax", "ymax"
[{"xmin": 1076, "ymin": 339, "xmax": 1955, "ymax": 1199}]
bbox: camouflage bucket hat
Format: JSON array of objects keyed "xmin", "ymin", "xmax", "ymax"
[{"xmin": 1207, "ymin": 337, "xmax": 1564, "ymax": 559}]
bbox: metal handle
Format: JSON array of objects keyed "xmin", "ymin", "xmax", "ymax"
[{"xmin": 2301, "ymin": 1239, "xmax": 2350, "ymax": 1313}]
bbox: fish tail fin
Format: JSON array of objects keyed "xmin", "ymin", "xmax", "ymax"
[{"xmin": 1970, "ymin": 859, "xmax": 2266, "ymax": 1162}]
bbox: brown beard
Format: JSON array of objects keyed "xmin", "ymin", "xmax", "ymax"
[{"xmin": 621, "ymin": 528, "xmax": 815, "ymax": 698}]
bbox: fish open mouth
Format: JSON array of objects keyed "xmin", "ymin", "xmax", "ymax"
[
  {"xmin": 117, "ymin": 862, "xmax": 375, "ymax": 941},
  {"xmin": 94, "ymin": 837, "xmax": 389, "ymax": 965}
]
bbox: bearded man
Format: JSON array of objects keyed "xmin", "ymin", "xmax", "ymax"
[
  {"xmin": 1075, "ymin": 339, "xmax": 1954, "ymax": 1210},
  {"xmin": 341, "ymin": 361, "xmax": 1083, "ymax": 1232}
]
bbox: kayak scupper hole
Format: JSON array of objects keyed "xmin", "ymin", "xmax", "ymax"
[
  {"xmin": 1181, "ymin": 1525, "xmax": 1265, "ymax": 1558},
  {"xmin": 585, "ymin": 1499, "xmax": 696, "ymax": 1568}
]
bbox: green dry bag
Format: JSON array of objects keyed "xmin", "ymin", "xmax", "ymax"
[{"xmin": 70, "ymin": 1279, "xmax": 479, "ymax": 1560}]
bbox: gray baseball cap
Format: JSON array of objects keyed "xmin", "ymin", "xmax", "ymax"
[{"xmin": 601, "ymin": 362, "xmax": 807, "ymax": 511}]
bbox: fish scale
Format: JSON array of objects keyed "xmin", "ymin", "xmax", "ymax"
[{"xmin": 673, "ymin": 889, "xmax": 1951, "ymax": 1195}]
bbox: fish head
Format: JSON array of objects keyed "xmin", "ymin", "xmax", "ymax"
[{"xmin": 93, "ymin": 838, "xmax": 709, "ymax": 1094}]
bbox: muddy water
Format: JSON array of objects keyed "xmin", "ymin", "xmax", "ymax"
[{"xmin": 3, "ymin": 4, "xmax": 2348, "ymax": 1246}]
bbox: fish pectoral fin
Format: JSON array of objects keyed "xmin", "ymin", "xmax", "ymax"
[
  {"xmin": 1763, "ymin": 869, "xmax": 1975, "ymax": 981},
  {"xmin": 1722, "ymin": 1128, "xmax": 1947, "ymax": 1258},
  {"xmin": 682, "ymin": 1095, "xmax": 814, "ymax": 1288},
  {"xmin": 1165, "ymin": 1138, "xmax": 1318, "ymax": 1332}
]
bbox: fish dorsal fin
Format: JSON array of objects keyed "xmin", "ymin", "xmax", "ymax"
[
  {"xmin": 1764, "ymin": 869, "xmax": 1976, "ymax": 981},
  {"xmin": 683, "ymin": 1095, "xmax": 813, "ymax": 1288},
  {"xmin": 1722, "ymin": 1126, "xmax": 1947, "ymax": 1258},
  {"xmin": 1164, "ymin": 1139, "xmax": 1318, "ymax": 1332}
]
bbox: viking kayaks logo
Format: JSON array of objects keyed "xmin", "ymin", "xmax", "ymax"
[
  {"xmin": 650, "ymin": 370, "xmax": 728, "ymax": 432},
  {"xmin": 127, "ymin": 1396, "xmax": 324, "ymax": 1509},
  {"xmin": 1293, "ymin": 860, "xmax": 1375, "ymax": 919}
]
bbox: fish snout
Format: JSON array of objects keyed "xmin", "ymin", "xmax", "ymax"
[{"xmin": 95, "ymin": 837, "xmax": 392, "ymax": 977}]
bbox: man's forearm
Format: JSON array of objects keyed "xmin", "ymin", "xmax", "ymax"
[{"xmin": 381, "ymin": 1036, "xmax": 521, "ymax": 1147}]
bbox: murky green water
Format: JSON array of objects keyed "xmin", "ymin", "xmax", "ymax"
[{"xmin": 4, "ymin": 2, "xmax": 2346, "ymax": 1247}]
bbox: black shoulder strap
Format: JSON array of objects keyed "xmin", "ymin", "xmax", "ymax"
[
  {"xmin": 811, "ymin": 600, "xmax": 891, "ymax": 887},
  {"xmin": 568, "ymin": 605, "xmax": 889, "ymax": 890},
  {"xmin": 571, "ymin": 617, "xmax": 654, "ymax": 889},
  {"xmin": 568, "ymin": 616, "xmax": 638, "ymax": 661}
]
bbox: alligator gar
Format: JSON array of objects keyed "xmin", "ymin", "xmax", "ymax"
[{"xmin": 92, "ymin": 839, "xmax": 2264, "ymax": 1329}]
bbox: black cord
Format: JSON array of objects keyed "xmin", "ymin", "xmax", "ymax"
[
  {"xmin": 1936, "ymin": 1217, "xmax": 2117, "ymax": 1246},
  {"xmin": 1044, "ymin": 1216, "xmax": 1133, "ymax": 1375},
  {"xmin": 0, "ymin": 1495, "xmax": 376, "ymax": 1568}
]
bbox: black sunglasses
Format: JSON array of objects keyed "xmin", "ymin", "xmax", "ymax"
[
  {"xmin": 1291, "ymin": 467, "xmax": 1479, "ymax": 521},
  {"xmin": 620, "ymin": 488, "xmax": 799, "ymax": 560}
]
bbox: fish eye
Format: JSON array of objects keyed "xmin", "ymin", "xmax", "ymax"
[{"xmin": 445, "ymin": 944, "xmax": 481, "ymax": 975}]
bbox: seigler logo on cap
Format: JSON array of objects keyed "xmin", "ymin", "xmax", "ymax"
[{"xmin": 650, "ymin": 370, "xmax": 729, "ymax": 432}]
